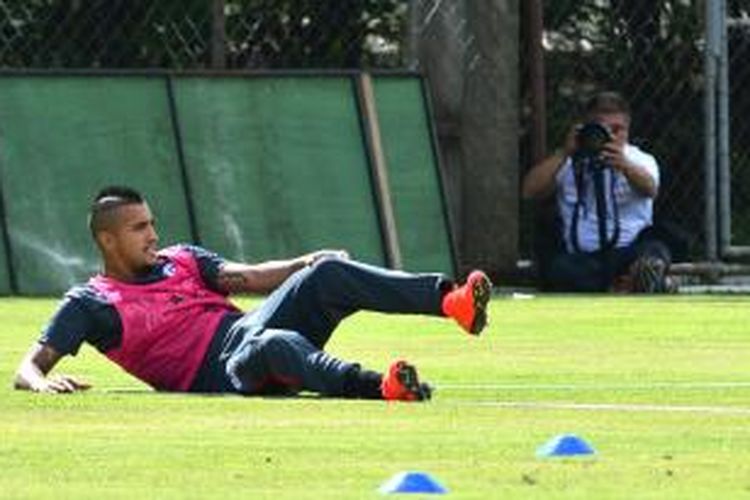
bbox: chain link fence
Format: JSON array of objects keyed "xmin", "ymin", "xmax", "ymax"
[
  {"xmin": 728, "ymin": 5, "xmax": 750, "ymax": 249},
  {"xmin": 0, "ymin": 0, "xmax": 408, "ymax": 69},
  {"xmin": 4, "ymin": 0, "xmax": 750, "ymax": 275},
  {"xmin": 0, "ymin": 0, "xmax": 521, "ymax": 280}
]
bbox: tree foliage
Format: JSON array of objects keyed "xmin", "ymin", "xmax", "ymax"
[
  {"xmin": 224, "ymin": 0, "xmax": 406, "ymax": 68},
  {"xmin": 0, "ymin": 0, "xmax": 407, "ymax": 69}
]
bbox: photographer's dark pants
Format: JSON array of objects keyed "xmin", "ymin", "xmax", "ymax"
[
  {"xmin": 190, "ymin": 257, "xmax": 449, "ymax": 396},
  {"xmin": 545, "ymin": 233, "xmax": 671, "ymax": 292}
]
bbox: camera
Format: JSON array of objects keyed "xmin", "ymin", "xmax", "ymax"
[{"xmin": 575, "ymin": 122, "xmax": 613, "ymax": 157}]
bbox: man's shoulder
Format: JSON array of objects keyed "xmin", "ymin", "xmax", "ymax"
[
  {"xmin": 554, "ymin": 157, "xmax": 575, "ymax": 187},
  {"xmin": 64, "ymin": 282, "xmax": 111, "ymax": 307},
  {"xmin": 158, "ymin": 244, "xmax": 227, "ymax": 290},
  {"xmin": 625, "ymin": 143, "xmax": 659, "ymax": 180},
  {"xmin": 159, "ymin": 244, "xmax": 223, "ymax": 261},
  {"xmin": 158, "ymin": 243, "xmax": 197, "ymax": 258},
  {"xmin": 625, "ymin": 143, "xmax": 658, "ymax": 165},
  {"xmin": 44, "ymin": 282, "xmax": 120, "ymax": 356}
]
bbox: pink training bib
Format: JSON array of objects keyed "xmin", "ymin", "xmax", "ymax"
[{"xmin": 89, "ymin": 246, "xmax": 239, "ymax": 391}]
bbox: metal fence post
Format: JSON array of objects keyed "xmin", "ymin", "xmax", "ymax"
[
  {"xmin": 704, "ymin": 0, "xmax": 720, "ymax": 262},
  {"xmin": 713, "ymin": 0, "xmax": 750, "ymax": 261},
  {"xmin": 718, "ymin": 0, "xmax": 732, "ymax": 257},
  {"xmin": 211, "ymin": 0, "xmax": 226, "ymax": 69},
  {"xmin": 405, "ymin": 0, "xmax": 420, "ymax": 70},
  {"xmin": 525, "ymin": 0, "xmax": 546, "ymax": 164},
  {"xmin": 713, "ymin": 0, "xmax": 750, "ymax": 260}
]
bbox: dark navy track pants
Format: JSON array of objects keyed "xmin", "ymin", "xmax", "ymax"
[{"xmin": 190, "ymin": 257, "xmax": 449, "ymax": 396}]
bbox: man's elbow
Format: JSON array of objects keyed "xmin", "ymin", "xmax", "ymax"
[
  {"xmin": 521, "ymin": 177, "xmax": 540, "ymax": 200},
  {"xmin": 12, "ymin": 372, "xmax": 29, "ymax": 391},
  {"xmin": 522, "ymin": 181, "xmax": 552, "ymax": 201}
]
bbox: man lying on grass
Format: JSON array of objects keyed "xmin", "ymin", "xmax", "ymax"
[{"xmin": 14, "ymin": 186, "xmax": 491, "ymax": 401}]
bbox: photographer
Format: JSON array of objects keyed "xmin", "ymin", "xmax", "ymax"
[{"xmin": 522, "ymin": 91, "xmax": 672, "ymax": 292}]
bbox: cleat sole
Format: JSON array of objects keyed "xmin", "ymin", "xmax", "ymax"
[
  {"xmin": 418, "ymin": 382, "xmax": 433, "ymax": 401},
  {"xmin": 397, "ymin": 363, "xmax": 431, "ymax": 401},
  {"xmin": 469, "ymin": 274, "xmax": 492, "ymax": 335}
]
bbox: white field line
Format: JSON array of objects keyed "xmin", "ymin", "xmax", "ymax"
[
  {"xmin": 103, "ymin": 381, "xmax": 750, "ymax": 395},
  {"xmin": 438, "ymin": 381, "xmax": 750, "ymax": 391},
  {"xmin": 99, "ymin": 387, "xmax": 750, "ymax": 414},
  {"xmin": 462, "ymin": 400, "xmax": 750, "ymax": 415}
]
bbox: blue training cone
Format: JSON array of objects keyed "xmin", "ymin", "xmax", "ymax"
[
  {"xmin": 536, "ymin": 434, "xmax": 596, "ymax": 458},
  {"xmin": 378, "ymin": 471, "xmax": 448, "ymax": 494}
]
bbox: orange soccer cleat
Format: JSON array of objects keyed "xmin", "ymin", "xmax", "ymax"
[
  {"xmin": 441, "ymin": 270, "xmax": 492, "ymax": 335},
  {"xmin": 380, "ymin": 360, "xmax": 432, "ymax": 402}
]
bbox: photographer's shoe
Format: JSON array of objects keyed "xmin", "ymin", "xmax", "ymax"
[
  {"xmin": 442, "ymin": 270, "xmax": 492, "ymax": 335},
  {"xmin": 381, "ymin": 360, "xmax": 432, "ymax": 402},
  {"xmin": 631, "ymin": 256, "xmax": 672, "ymax": 293}
]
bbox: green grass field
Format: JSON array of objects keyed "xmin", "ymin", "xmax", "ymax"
[{"xmin": 2, "ymin": 295, "xmax": 750, "ymax": 499}]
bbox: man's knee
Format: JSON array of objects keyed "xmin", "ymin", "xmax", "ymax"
[
  {"xmin": 226, "ymin": 330, "xmax": 308, "ymax": 393},
  {"xmin": 309, "ymin": 256, "xmax": 347, "ymax": 276},
  {"xmin": 302, "ymin": 257, "xmax": 351, "ymax": 288},
  {"xmin": 637, "ymin": 239, "xmax": 672, "ymax": 264},
  {"xmin": 256, "ymin": 331, "xmax": 302, "ymax": 358},
  {"xmin": 546, "ymin": 252, "xmax": 606, "ymax": 291}
]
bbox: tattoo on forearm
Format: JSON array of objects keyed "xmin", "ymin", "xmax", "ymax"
[{"xmin": 219, "ymin": 272, "xmax": 248, "ymax": 292}]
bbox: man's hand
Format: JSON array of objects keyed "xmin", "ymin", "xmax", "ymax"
[
  {"xmin": 563, "ymin": 123, "xmax": 580, "ymax": 157},
  {"xmin": 13, "ymin": 342, "xmax": 91, "ymax": 394},
  {"xmin": 601, "ymin": 141, "xmax": 657, "ymax": 198},
  {"xmin": 218, "ymin": 249, "xmax": 350, "ymax": 295},
  {"xmin": 31, "ymin": 374, "xmax": 91, "ymax": 394},
  {"xmin": 521, "ymin": 123, "xmax": 579, "ymax": 200},
  {"xmin": 302, "ymin": 249, "xmax": 350, "ymax": 267},
  {"xmin": 601, "ymin": 141, "xmax": 628, "ymax": 171}
]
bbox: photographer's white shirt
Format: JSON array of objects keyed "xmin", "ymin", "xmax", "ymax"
[{"xmin": 555, "ymin": 144, "xmax": 660, "ymax": 253}]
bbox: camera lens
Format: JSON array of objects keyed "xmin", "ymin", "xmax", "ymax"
[{"xmin": 576, "ymin": 122, "xmax": 613, "ymax": 155}]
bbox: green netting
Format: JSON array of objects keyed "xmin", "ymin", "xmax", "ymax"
[
  {"xmin": 0, "ymin": 77, "xmax": 192, "ymax": 294},
  {"xmin": 172, "ymin": 76, "xmax": 385, "ymax": 266},
  {"xmin": 0, "ymin": 207, "xmax": 11, "ymax": 294},
  {"xmin": 0, "ymin": 74, "xmax": 450, "ymax": 294},
  {"xmin": 372, "ymin": 76, "xmax": 454, "ymax": 276}
]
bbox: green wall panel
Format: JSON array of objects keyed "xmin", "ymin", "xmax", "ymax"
[
  {"xmin": 173, "ymin": 77, "xmax": 385, "ymax": 266},
  {"xmin": 373, "ymin": 76, "xmax": 455, "ymax": 276},
  {"xmin": 0, "ymin": 205, "xmax": 10, "ymax": 294},
  {"xmin": 0, "ymin": 77, "xmax": 192, "ymax": 294}
]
